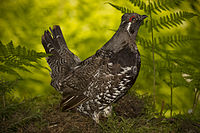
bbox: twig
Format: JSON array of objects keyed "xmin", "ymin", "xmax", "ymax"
[
  {"xmin": 148, "ymin": 0, "xmax": 156, "ymax": 112},
  {"xmin": 2, "ymin": 95, "xmax": 6, "ymax": 121},
  {"xmin": 160, "ymin": 101, "xmax": 165, "ymax": 117}
]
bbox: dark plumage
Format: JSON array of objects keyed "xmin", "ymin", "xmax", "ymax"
[{"xmin": 42, "ymin": 13, "xmax": 147, "ymax": 123}]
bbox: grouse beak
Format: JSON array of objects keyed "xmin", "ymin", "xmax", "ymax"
[{"xmin": 141, "ymin": 15, "xmax": 148, "ymax": 20}]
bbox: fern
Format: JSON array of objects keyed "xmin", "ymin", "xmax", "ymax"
[
  {"xmin": 0, "ymin": 41, "xmax": 48, "ymax": 109},
  {"xmin": 149, "ymin": 0, "xmax": 184, "ymax": 14},
  {"xmin": 109, "ymin": 0, "xmax": 198, "ymax": 115},
  {"xmin": 108, "ymin": 1, "xmax": 197, "ymax": 32},
  {"xmin": 0, "ymin": 79, "xmax": 18, "ymax": 95},
  {"xmin": 110, "ymin": 0, "xmax": 185, "ymax": 14},
  {"xmin": 0, "ymin": 65, "xmax": 21, "ymax": 78},
  {"xmin": 136, "ymin": 36, "xmax": 152, "ymax": 49},
  {"xmin": 129, "ymin": 0, "xmax": 148, "ymax": 12},
  {"xmin": 149, "ymin": 11, "xmax": 198, "ymax": 32},
  {"xmin": 129, "ymin": 0, "xmax": 184, "ymax": 13},
  {"xmin": 0, "ymin": 41, "xmax": 48, "ymax": 77},
  {"xmin": 137, "ymin": 35, "xmax": 195, "ymax": 48},
  {"xmin": 157, "ymin": 35, "xmax": 194, "ymax": 47},
  {"xmin": 107, "ymin": 2, "xmax": 134, "ymax": 13}
]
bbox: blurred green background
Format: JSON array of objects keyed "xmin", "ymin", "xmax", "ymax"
[
  {"xmin": 0, "ymin": 0, "xmax": 199, "ymax": 116},
  {"xmin": 0, "ymin": 0, "xmax": 122, "ymax": 97}
]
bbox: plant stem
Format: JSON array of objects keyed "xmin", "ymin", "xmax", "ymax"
[
  {"xmin": 197, "ymin": 92, "xmax": 200, "ymax": 105},
  {"xmin": 3, "ymin": 95, "xmax": 5, "ymax": 108},
  {"xmin": 170, "ymin": 72, "xmax": 173, "ymax": 117},
  {"xmin": 148, "ymin": 0, "xmax": 156, "ymax": 110},
  {"xmin": 192, "ymin": 90, "xmax": 199, "ymax": 114},
  {"xmin": 2, "ymin": 95, "xmax": 6, "ymax": 121},
  {"xmin": 192, "ymin": 89, "xmax": 198, "ymax": 112},
  {"xmin": 160, "ymin": 101, "xmax": 165, "ymax": 116}
]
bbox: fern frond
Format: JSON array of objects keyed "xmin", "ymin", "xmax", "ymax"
[
  {"xmin": 107, "ymin": 2, "xmax": 134, "ymax": 13},
  {"xmin": 149, "ymin": 11, "xmax": 197, "ymax": 31},
  {"xmin": 0, "ymin": 65, "xmax": 21, "ymax": 78},
  {"xmin": 137, "ymin": 35, "xmax": 198, "ymax": 50},
  {"xmin": 128, "ymin": 0, "xmax": 184, "ymax": 14},
  {"xmin": 0, "ymin": 41, "xmax": 8, "ymax": 56},
  {"xmin": 0, "ymin": 79, "xmax": 18, "ymax": 95},
  {"xmin": 0, "ymin": 41, "xmax": 48, "ymax": 77},
  {"xmin": 129, "ymin": 0, "xmax": 147, "ymax": 12},
  {"xmin": 156, "ymin": 35, "xmax": 197, "ymax": 47},
  {"xmin": 149, "ymin": 0, "xmax": 184, "ymax": 14},
  {"xmin": 0, "ymin": 41, "xmax": 47, "ymax": 64},
  {"xmin": 0, "ymin": 41, "xmax": 47, "ymax": 62},
  {"xmin": 136, "ymin": 36, "xmax": 152, "ymax": 48}
]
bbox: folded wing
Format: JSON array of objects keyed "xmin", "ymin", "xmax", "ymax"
[{"xmin": 60, "ymin": 50, "xmax": 139, "ymax": 112}]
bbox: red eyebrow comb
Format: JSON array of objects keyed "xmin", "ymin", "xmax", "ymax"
[{"xmin": 129, "ymin": 16, "xmax": 135, "ymax": 22}]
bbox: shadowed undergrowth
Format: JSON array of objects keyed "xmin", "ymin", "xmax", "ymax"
[{"xmin": 1, "ymin": 91, "xmax": 200, "ymax": 133}]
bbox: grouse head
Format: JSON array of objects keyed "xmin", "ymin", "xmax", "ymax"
[{"xmin": 120, "ymin": 13, "xmax": 147, "ymax": 38}]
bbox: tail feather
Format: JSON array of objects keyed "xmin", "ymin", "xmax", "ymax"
[
  {"xmin": 61, "ymin": 94, "xmax": 88, "ymax": 111},
  {"xmin": 41, "ymin": 25, "xmax": 81, "ymax": 92},
  {"xmin": 51, "ymin": 25, "xmax": 67, "ymax": 47},
  {"xmin": 42, "ymin": 31, "xmax": 58, "ymax": 54}
]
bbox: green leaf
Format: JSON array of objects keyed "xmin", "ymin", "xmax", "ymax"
[
  {"xmin": 107, "ymin": 2, "xmax": 134, "ymax": 13},
  {"xmin": 0, "ymin": 41, "xmax": 48, "ymax": 77},
  {"xmin": 129, "ymin": 0, "xmax": 147, "ymax": 13},
  {"xmin": 156, "ymin": 35, "xmax": 198, "ymax": 48},
  {"xmin": 0, "ymin": 65, "xmax": 21, "ymax": 78},
  {"xmin": 148, "ymin": 11, "xmax": 198, "ymax": 31},
  {"xmin": 149, "ymin": 0, "xmax": 185, "ymax": 14}
]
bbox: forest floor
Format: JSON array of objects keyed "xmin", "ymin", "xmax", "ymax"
[{"xmin": 1, "ymin": 92, "xmax": 200, "ymax": 133}]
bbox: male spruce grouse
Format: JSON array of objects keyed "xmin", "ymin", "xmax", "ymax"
[{"xmin": 42, "ymin": 13, "xmax": 147, "ymax": 123}]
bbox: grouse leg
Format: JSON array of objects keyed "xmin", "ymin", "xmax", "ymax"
[{"xmin": 102, "ymin": 106, "xmax": 112, "ymax": 117}]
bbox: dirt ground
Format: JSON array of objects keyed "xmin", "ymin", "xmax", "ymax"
[
  {"xmin": 36, "ymin": 93, "xmax": 147, "ymax": 133},
  {"xmin": 1, "ymin": 92, "xmax": 199, "ymax": 133}
]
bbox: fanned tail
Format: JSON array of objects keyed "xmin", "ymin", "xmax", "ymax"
[{"xmin": 41, "ymin": 25, "xmax": 81, "ymax": 92}]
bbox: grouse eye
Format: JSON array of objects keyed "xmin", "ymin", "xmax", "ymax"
[{"xmin": 129, "ymin": 16, "xmax": 135, "ymax": 22}]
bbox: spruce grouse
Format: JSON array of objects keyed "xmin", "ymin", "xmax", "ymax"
[{"xmin": 42, "ymin": 13, "xmax": 147, "ymax": 123}]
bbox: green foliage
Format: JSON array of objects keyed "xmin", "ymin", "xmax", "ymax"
[
  {"xmin": 0, "ymin": 0, "xmax": 124, "ymax": 97},
  {"xmin": 149, "ymin": 11, "xmax": 198, "ymax": 32},
  {"xmin": 109, "ymin": 0, "xmax": 184, "ymax": 14},
  {"xmin": 0, "ymin": 0, "xmax": 199, "ymax": 131},
  {"xmin": 137, "ymin": 35, "xmax": 194, "ymax": 48},
  {"xmin": 0, "ymin": 94, "xmax": 60, "ymax": 133},
  {"xmin": 100, "ymin": 92, "xmax": 200, "ymax": 133},
  {"xmin": 109, "ymin": 1, "xmax": 197, "ymax": 32},
  {"xmin": 101, "ymin": 113, "xmax": 200, "ymax": 133},
  {"xmin": 0, "ymin": 79, "xmax": 18, "ymax": 96},
  {"xmin": 0, "ymin": 41, "xmax": 48, "ymax": 115},
  {"xmin": 107, "ymin": 2, "xmax": 134, "ymax": 13},
  {"xmin": 0, "ymin": 41, "xmax": 48, "ymax": 78},
  {"xmin": 109, "ymin": 0, "xmax": 199, "ymax": 116}
]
